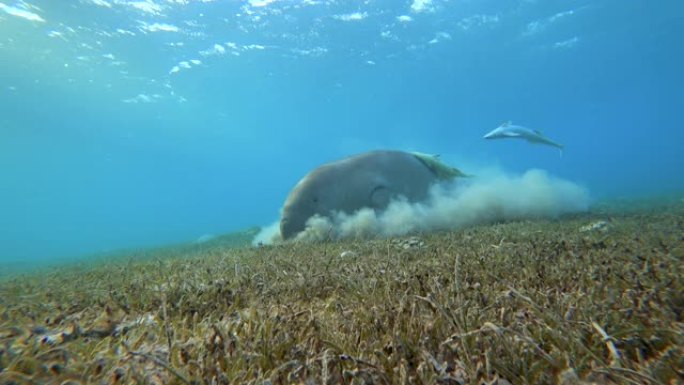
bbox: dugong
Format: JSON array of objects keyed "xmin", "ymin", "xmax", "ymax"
[{"xmin": 280, "ymin": 150, "xmax": 467, "ymax": 239}]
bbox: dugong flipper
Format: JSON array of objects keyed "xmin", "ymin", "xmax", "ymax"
[{"xmin": 280, "ymin": 150, "xmax": 467, "ymax": 239}]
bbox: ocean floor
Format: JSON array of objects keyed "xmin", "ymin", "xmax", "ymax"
[{"xmin": 0, "ymin": 198, "xmax": 682, "ymax": 384}]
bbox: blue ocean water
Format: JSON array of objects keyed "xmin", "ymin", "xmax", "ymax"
[{"xmin": 1, "ymin": 0, "xmax": 682, "ymax": 273}]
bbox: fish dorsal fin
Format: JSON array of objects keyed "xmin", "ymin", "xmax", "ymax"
[
  {"xmin": 533, "ymin": 129, "xmax": 543, "ymax": 135},
  {"xmin": 502, "ymin": 121, "xmax": 512, "ymax": 127}
]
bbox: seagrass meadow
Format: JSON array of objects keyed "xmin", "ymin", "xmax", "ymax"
[{"xmin": 1, "ymin": 200, "xmax": 682, "ymax": 385}]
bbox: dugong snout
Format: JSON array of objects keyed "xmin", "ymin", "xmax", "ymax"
[{"xmin": 279, "ymin": 215, "xmax": 302, "ymax": 240}]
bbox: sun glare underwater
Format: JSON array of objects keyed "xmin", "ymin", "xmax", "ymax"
[{"xmin": 0, "ymin": 0, "xmax": 683, "ymax": 274}]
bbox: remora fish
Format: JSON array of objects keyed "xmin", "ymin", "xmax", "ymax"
[{"xmin": 484, "ymin": 121, "xmax": 564, "ymax": 152}]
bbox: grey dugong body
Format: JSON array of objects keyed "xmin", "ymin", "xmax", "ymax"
[{"xmin": 280, "ymin": 150, "xmax": 466, "ymax": 239}]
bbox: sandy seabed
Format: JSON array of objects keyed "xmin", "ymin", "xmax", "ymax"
[{"xmin": 0, "ymin": 199, "xmax": 682, "ymax": 384}]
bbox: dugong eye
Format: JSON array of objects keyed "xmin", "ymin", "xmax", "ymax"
[{"xmin": 312, "ymin": 197, "xmax": 318, "ymax": 203}]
